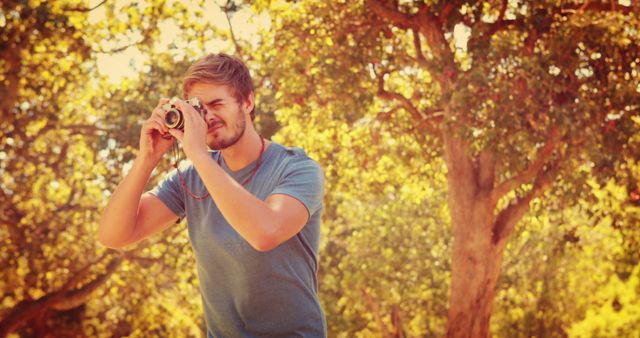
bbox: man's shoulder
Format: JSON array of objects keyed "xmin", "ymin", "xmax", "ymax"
[
  {"xmin": 163, "ymin": 159, "xmax": 197, "ymax": 177},
  {"xmin": 272, "ymin": 142, "xmax": 306, "ymax": 157},
  {"xmin": 270, "ymin": 142, "xmax": 321, "ymax": 169}
]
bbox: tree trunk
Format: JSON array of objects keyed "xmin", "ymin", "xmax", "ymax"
[
  {"xmin": 445, "ymin": 223, "xmax": 505, "ymax": 338},
  {"xmin": 440, "ymin": 125, "xmax": 559, "ymax": 337},
  {"xmin": 443, "ymin": 135, "xmax": 509, "ymax": 338}
]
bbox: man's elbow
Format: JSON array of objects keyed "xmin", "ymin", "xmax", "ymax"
[
  {"xmin": 250, "ymin": 218, "xmax": 303, "ymax": 252},
  {"xmin": 250, "ymin": 230, "xmax": 282, "ymax": 253},
  {"xmin": 251, "ymin": 238, "xmax": 279, "ymax": 253},
  {"xmin": 97, "ymin": 234, "xmax": 127, "ymax": 250},
  {"xmin": 96, "ymin": 225, "xmax": 130, "ymax": 250}
]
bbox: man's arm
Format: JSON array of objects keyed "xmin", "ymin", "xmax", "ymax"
[
  {"xmin": 190, "ymin": 153, "xmax": 310, "ymax": 252},
  {"xmin": 97, "ymin": 158, "xmax": 179, "ymax": 249},
  {"xmin": 97, "ymin": 98, "xmax": 179, "ymax": 249}
]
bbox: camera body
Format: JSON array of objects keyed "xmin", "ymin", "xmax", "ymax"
[{"xmin": 163, "ymin": 98, "xmax": 207, "ymax": 130}]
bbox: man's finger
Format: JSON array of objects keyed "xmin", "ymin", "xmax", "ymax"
[
  {"xmin": 150, "ymin": 116, "xmax": 168, "ymax": 134},
  {"xmin": 168, "ymin": 129, "xmax": 184, "ymax": 142},
  {"xmin": 144, "ymin": 119, "xmax": 165, "ymax": 133},
  {"xmin": 155, "ymin": 97, "xmax": 171, "ymax": 109},
  {"xmin": 152, "ymin": 107, "xmax": 167, "ymax": 119},
  {"xmin": 175, "ymin": 99, "xmax": 197, "ymax": 120}
]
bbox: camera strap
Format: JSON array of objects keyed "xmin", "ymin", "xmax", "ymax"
[{"xmin": 172, "ymin": 142, "xmax": 211, "ymax": 200}]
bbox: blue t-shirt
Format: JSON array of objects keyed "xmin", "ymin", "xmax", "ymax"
[{"xmin": 150, "ymin": 142, "xmax": 326, "ymax": 337}]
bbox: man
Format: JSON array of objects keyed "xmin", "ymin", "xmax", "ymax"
[{"xmin": 97, "ymin": 53, "xmax": 326, "ymax": 337}]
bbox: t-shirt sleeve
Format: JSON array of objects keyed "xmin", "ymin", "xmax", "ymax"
[
  {"xmin": 270, "ymin": 158, "xmax": 324, "ymax": 217},
  {"xmin": 149, "ymin": 169, "xmax": 186, "ymax": 221}
]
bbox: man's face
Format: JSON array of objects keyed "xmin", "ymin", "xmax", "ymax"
[{"xmin": 187, "ymin": 82, "xmax": 250, "ymax": 150}]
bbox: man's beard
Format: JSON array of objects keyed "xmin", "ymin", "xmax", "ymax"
[{"xmin": 207, "ymin": 112, "xmax": 246, "ymax": 150}]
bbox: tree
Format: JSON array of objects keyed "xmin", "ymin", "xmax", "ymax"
[{"xmin": 253, "ymin": 0, "xmax": 640, "ymax": 336}]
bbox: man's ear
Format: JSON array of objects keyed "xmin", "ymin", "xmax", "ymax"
[{"xmin": 244, "ymin": 92, "xmax": 255, "ymax": 115}]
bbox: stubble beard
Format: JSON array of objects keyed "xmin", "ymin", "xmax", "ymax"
[{"xmin": 207, "ymin": 111, "xmax": 247, "ymax": 150}]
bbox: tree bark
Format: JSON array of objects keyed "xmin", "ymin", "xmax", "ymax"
[
  {"xmin": 446, "ymin": 230, "xmax": 504, "ymax": 338},
  {"xmin": 443, "ymin": 134, "xmax": 509, "ymax": 338}
]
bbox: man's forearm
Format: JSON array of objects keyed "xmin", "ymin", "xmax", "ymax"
[
  {"xmin": 97, "ymin": 156, "xmax": 156, "ymax": 248},
  {"xmin": 190, "ymin": 152, "xmax": 279, "ymax": 251}
]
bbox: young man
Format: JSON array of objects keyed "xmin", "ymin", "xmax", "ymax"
[{"xmin": 97, "ymin": 53, "xmax": 326, "ymax": 337}]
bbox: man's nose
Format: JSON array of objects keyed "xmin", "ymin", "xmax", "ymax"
[{"xmin": 204, "ymin": 109, "xmax": 216, "ymax": 123}]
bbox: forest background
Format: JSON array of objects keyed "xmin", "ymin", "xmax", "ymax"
[{"xmin": 1, "ymin": 0, "xmax": 639, "ymax": 337}]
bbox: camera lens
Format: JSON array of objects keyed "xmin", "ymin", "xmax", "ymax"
[{"xmin": 165, "ymin": 108, "xmax": 184, "ymax": 129}]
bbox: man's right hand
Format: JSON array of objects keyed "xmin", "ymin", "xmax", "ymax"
[{"xmin": 139, "ymin": 98, "xmax": 174, "ymax": 163}]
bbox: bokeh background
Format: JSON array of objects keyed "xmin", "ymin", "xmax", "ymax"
[{"xmin": 1, "ymin": 0, "xmax": 639, "ymax": 337}]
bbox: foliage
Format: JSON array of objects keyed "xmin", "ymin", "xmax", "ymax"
[
  {"xmin": 1, "ymin": 0, "xmax": 639, "ymax": 336},
  {"xmin": 568, "ymin": 265, "xmax": 640, "ymax": 337}
]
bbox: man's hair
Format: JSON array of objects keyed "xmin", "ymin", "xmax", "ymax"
[{"xmin": 182, "ymin": 53, "xmax": 256, "ymax": 120}]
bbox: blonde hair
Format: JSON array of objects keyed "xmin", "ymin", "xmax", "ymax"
[{"xmin": 182, "ymin": 53, "xmax": 255, "ymax": 120}]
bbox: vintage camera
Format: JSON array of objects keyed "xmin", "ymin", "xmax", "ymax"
[{"xmin": 163, "ymin": 98, "xmax": 207, "ymax": 130}]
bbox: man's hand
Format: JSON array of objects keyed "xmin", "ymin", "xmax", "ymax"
[
  {"xmin": 168, "ymin": 99, "xmax": 209, "ymax": 160},
  {"xmin": 140, "ymin": 98, "xmax": 174, "ymax": 163}
]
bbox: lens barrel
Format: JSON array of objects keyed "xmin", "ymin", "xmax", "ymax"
[
  {"xmin": 163, "ymin": 98, "xmax": 204, "ymax": 130},
  {"xmin": 164, "ymin": 107, "xmax": 184, "ymax": 130}
]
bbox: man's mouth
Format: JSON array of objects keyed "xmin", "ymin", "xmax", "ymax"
[{"xmin": 208, "ymin": 123, "xmax": 223, "ymax": 133}]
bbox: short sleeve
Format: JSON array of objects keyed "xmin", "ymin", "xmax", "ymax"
[
  {"xmin": 270, "ymin": 158, "xmax": 324, "ymax": 217},
  {"xmin": 149, "ymin": 169, "xmax": 186, "ymax": 221}
]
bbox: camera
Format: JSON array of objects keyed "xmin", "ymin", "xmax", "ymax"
[{"xmin": 163, "ymin": 98, "xmax": 207, "ymax": 130}]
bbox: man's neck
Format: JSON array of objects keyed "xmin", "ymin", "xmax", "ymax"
[{"xmin": 220, "ymin": 129, "xmax": 269, "ymax": 172}]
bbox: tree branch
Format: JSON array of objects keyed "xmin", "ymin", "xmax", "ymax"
[
  {"xmin": 368, "ymin": 0, "xmax": 457, "ymax": 85},
  {"xmin": 63, "ymin": 0, "xmax": 107, "ymax": 12},
  {"xmin": 438, "ymin": 2, "xmax": 457, "ymax": 25},
  {"xmin": 221, "ymin": 0, "xmax": 247, "ymax": 60},
  {"xmin": 50, "ymin": 143, "xmax": 69, "ymax": 174},
  {"xmin": 411, "ymin": 28, "xmax": 430, "ymax": 68},
  {"xmin": 390, "ymin": 304, "xmax": 405, "ymax": 337},
  {"xmin": 377, "ymin": 104, "xmax": 403, "ymax": 122},
  {"xmin": 374, "ymin": 67, "xmax": 443, "ymax": 135},
  {"xmin": 93, "ymin": 40, "xmax": 142, "ymax": 54},
  {"xmin": 492, "ymin": 162, "xmax": 561, "ymax": 247},
  {"xmin": 63, "ymin": 124, "xmax": 112, "ymax": 134},
  {"xmin": 522, "ymin": 1, "xmax": 633, "ymax": 55},
  {"xmin": 415, "ymin": 5, "xmax": 458, "ymax": 84},
  {"xmin": 0, "ymin": 253, "xmax": 111, "ymax": 336},
  {"xmin": 50, "ymin": 258, "xmax": 122, "ymax": 311},
  {"xmin": 124, "ymin": 252, "xmax": 166, "ymax": 267},
  {"xmin": 367, "ymin": 0, "xmax": 414, "ymax": 29},
  {"xmin": 561, "ymin": 1, "xmax": 634, "ymax": 15},
  {"xmin": 92, "ymin": 23, "xmax": 156, "ymax": 55},
  {"xmin": 374, "ymin": 68, "xmax": 420, "ymax": 119},
  {"xmin": 361, "ymin": 286, "xmax": 392, "ymax": 338},
  {"xmin": 497, "ymin": 0, "xmax": 508, "ymax": 22},
  {"xmin": 414, "ymin": 110, "xmax": 445, "ymax": 132},
  {"xmin": 490, "ymin": 127, "xmax": 561, "ymax": 205},
  {"xmin": 439, "ymin": 0, "xmax": 470, "ymax": 27},
  {"xmin": 523, "ymin": 29, "xmax": 538, "ymax": 56},
  {"xmin": 468, "ymin": 15, "xmax": 526, "ymax": 61}
]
